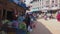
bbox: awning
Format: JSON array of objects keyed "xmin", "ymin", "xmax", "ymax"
[
  {"xmin": 31, "ymin": 8, "xmax": 39, "ymax": 11},
  {"xmin": 9, "ymin": 0, "xmax": 28, "ymax": 10},
  {"xmin": 50, "ymin": 7, "xmax": 58, "ymax": 10}
]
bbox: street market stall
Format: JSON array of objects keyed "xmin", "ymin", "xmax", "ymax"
[{"xmin": 0, "ymin": 0, "xmax": 29, "ymax": 34}]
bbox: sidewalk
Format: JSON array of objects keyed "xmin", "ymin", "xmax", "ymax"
[
  {"xmin": 37, "ymin": 19, "xmax": 60, "ymax": 34},
  {"xmin": 30, "ymin": 19, "xmax": 60, "ymax": 34},
  {"xmin": 30, "ymin": 19, "xmax": 52, "ymax": 34}
]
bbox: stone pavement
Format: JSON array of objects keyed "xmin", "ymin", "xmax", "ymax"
[{"xmin": 30, "ymin": 19, "xmax": 60, "ymax": 34}]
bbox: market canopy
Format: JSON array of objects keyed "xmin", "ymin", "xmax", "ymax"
[{"xmin": 9, "ymin": 0, "xmax": 28, "ymax": 10}]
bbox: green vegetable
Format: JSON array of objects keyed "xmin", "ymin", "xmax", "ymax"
[{"xmin": 19, "ymin": 23, "xmax": 26, "ymax": 30}]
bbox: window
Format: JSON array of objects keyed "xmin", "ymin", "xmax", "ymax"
[
  {"xmin": 55, "ymin": 4, "xmax": 58, "ymax": 6},
  {"xmin": 46, "ymin": 5, "xmax": 49, "ymax": 7},
  {"xmin": 52, "ymin": 0, "xmax": 54, "ymax": 3},
  {"xmin": 52, "ymin": 5, "xmax": 54, "ymax": 7},
  {"xmin": 42, "ymin": 3, "xmax": 43, "ymax": 5},
  {"xmin": 40, "ymin": 3, "xmax": 41, "ymax": 5},
  {"xmin": 52, "ymin": 0, "xmax": 54, "ymax": 4},
  {"xmin": 33, "ymin": 0, "xmax": 37, "ymax": 1},
  {"xmin": 40, "ymin": 0, "xmax": 41, "ymax": 1},
  {"xmin": 55, "ymin": 0, "xmax": 58, "ymax": 3}
]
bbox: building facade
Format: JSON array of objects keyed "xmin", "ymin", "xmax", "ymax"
[{"xmin": 30, "ymin": 0, "xmax": 60, "ymax": 12}]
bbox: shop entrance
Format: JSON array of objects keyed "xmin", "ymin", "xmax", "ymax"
[
  {"xmin": 7, "ymin": 11, "xmax": 14, "ymax": 20},
  {"xmin": 2, "ymin": 9, "xmax": 14, "ymax": 20}
]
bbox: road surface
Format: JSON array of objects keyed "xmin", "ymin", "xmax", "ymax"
[{"xmin": 30, "ymin": 19, "xmax": 60, "ymax": 34}]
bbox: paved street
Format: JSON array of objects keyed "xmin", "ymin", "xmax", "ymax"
[{"xmin": 30, "ymin": 19, "xmax": 60, "ymax": 34}]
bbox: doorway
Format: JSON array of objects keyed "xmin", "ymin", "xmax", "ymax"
[{"xmin": 7, "ymin": 11, "xmax": 14, "ymax": 20}]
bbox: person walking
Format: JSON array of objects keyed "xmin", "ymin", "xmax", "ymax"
[
  {"xmin": 56, "ymin": 11, "xmax": 60, "ymax": 22},
  {"xmin": 24, "ymin": 13, "xmax": 31, "ymax": 32}
]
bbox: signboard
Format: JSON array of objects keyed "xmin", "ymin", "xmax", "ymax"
[{"xmin": 31, "ymin": 7, "xmax": 39, "ymax": 11}]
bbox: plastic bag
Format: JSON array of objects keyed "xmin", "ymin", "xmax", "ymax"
[
  {"xmin": 12, "ymin": 20, "xmax": 18, "ymax": 28},
  {"xmin": 28, "ymin": 26, "xmax": 32, "ymax": 32}
]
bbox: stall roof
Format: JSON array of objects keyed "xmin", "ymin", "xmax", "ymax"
[
  {"xmin": 8, "ymin": 0, "xmax": 29, "ymax": 10},
  {"xmin": 0, "ymin": 0, "xmax": 29, "ymax": 11}
]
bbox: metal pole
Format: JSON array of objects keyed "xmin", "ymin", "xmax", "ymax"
[
  {"xmin": 1, "ymin": 8, "xmax": 3, "ymax": 20},
  {"xmin": 5, "ymin": 10, "xmax": 7, "ymax": 20},
  {"xmin": 0, "ymin": 8, "xmax": 3, "ymax": 22}
]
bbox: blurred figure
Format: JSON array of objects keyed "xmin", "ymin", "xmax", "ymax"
[
  {"xmin": 12, "ymin": 19, "xmax": 18, "ymax": 28},
  {"xmin": 24, "ymin": 13, "xmax": 31, "ymax": 32},
  {"xmin": 44, "ymin": 13, "xmax": 48, "ymax": 20},
  {"xmin": 30, "ymin": 13, "xmax": 37, "ymax": 30},
  {"xmin": 18, "ymin": 14, "xmax": 25, "ymax": 23},
  {"xmin": 56, "ymin": 11, "xmax": 60, "ymax": 22},
  {"xmin": 44, "ymin": 15, "xmax": 48, "ymax": 20}
]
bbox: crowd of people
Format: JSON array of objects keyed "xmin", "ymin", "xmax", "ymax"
[
  {"xmin": 38, "ymin": 11, "xmax": 60, "ymax": 22},
  {"xmin": 1, "ymin": 11, "xmax": 60, "ymax": 34},
  {"xmin": 0, "ymin": 13, "xmax": 37, "ymax": 34}
]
